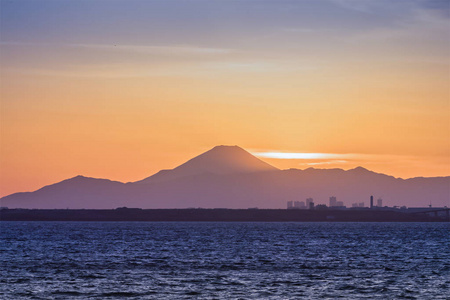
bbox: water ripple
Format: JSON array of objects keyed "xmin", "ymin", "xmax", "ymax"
[{"xmin": 1, "ymin": 222, "xmax": 449, "ymax": 299}]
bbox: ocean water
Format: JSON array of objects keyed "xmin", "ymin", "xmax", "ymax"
[{"xmin": 1, "ymin": 222, "xmax": 449, "ymax": 299}]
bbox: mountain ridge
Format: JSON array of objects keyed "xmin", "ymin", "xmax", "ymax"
[
  {"xmin": 134, "ymin": 145, "xmax": 278, "ymax": 184},
  {"xmin": 1, "ymin": 145, "xmax": 449, "ymax": 209}
]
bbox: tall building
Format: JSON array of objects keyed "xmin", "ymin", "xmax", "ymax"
[
  {"xmin": 370, "ymin": 195, "xmax": 374, "ymax": 209},
  {"xmin": 377, "ymin": 198, "xmax": 383, "ymax": 207},
  {"xmin": 287, "ymin": 201, "xmax": 293, "ymax": 209},
  {"xmin": 329, "ymin": 196, "xmax": 337, "ymax": 207},
  {"xmin": 294, "ymin": 201, "xmax": 306, "ymax": 209},
  {"xmin": 306, "ymin": 198, "xmax": 314, "ymax": 207}
]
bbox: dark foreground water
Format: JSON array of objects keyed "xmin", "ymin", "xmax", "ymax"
[{"xmin": 1, "ymin": 222, "xmax": 449, "ymax": 299}]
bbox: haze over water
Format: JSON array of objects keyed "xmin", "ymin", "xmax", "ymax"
[{"xmin": 2, "ymin": 222, "xmax": 449, "ymax": 299}]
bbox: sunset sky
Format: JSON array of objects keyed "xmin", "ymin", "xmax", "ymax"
[{"xmin": 1, "ymin": 0, "xmax": 449, "ymax": 197}]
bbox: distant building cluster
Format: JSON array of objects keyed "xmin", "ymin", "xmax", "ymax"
[
  {"xmin": 287, "ymin": 198, "xmax": 316, "ymax": 210},
  {"xmin": 287, "ymin": 198, "xmax": 316, "ymax": 209},
  {"xmin": 329, "ymin": 196, "xmax": 344, "ymax": 208},
  {"xmin": 288, "ymin": 195, "xmax": 384, "ymax": 210}
]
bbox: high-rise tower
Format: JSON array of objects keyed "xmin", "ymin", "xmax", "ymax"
[{"xmin": 377, "ymin": 198, "xmax": 382, "ymax": 207}]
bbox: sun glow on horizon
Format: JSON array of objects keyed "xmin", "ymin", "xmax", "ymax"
[
  {"xmin": 0, "ymin": 0, "xmax": 449, "ymax": 197},
  {"xmin": 253, "ymin": 152, "xmax": 352, "ymax": 160}
]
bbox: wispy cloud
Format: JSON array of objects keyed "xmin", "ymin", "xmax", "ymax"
[
  {"xmin": 329, "ymin": 0, "xmax": 378, "ymax": 13},
  {"xmin": 0, "ymin": 41, "xmax": 243, "ymax": 78},
  {"xmin": 281, "ymin": 28, "xmax": 317, "ymax": 33},
  {"xmin": 0, "ymin": 41, "xmax": 234, "ymax": 56},
  {"xmin": 304, "ymin": 160, "xmax": 348, "ymax": 166},
  {"xmin": 252, "ymin": 151, "xmax": 449, "ymax": 173},
  {"xmin": 253, "ymin": 152, "xmax": 352, "ymax": 160},
  {"xmin": 201, "ymin": 61, "xmax": 318, "ymax": 73},
  {"xmin": 3, "ymin": 59, "xmax": 311, "ymax": 79},
  {"xmin": 72, "ymin": 43, "xmax": 234, "ymax": 55},
  {"xmin": 252, "ymin": 151, "xmax": 424, "ymax": 163}
]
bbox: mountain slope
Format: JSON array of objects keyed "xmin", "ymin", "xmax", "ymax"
[
  {"xmin": 1, "ymin": 146, "xmax": 449, "ymax": 209},
  {"xmin": 0, "ymin": 176, "xmax": 126, "ymax": 209},
  {"xmin": 121, "ymin": 167, "xmax": 448, "ymax": 209},
  {"xmin": 135, "ymin": 145, "xmax": 278, "ymax": 184}
]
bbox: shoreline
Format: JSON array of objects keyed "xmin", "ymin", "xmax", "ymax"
[{"xmin": 1, "ymin": 208, "xmax": 448, "ymax": 222}]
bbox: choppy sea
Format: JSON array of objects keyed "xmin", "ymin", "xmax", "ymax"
[{"xmin": 1, "ymin": 222, "xmax": 449, "ymax": 299}]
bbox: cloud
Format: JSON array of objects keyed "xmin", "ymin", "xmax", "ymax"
[
  {"xmin": 252, "ymin": 151, "xmax": 450, "ymax": 173},
  {"xmin": 72, "ymin": 43, "xmax": 234, "ymax": 56},
  {"xmin": 304, "ymin": 160, "xmax": 349, "ymax": 166},
  {"xmin": 329, "ymin": 0, "xmax": 380, "ymax": 13},
  {"xmin": 0, "ymin": 41, "xmax": 234, "ymax": 56},
  {"xmin": 282, "ymin": 28, "xmax": 317, "ymax": 33},
  {"xmin": 0, "ymin": 41, "xmax": 242, "ymax": 78},
  {"xmin": 253, "ymin": 152, "xmax": 352, "ymax": 160},
  {"xmin": 252, "ymin": 151, "xmax": 426, "ymax": 164},
  {"xmin": 330, "ymin": 0, "xmax": 449, "ymax": 26}
]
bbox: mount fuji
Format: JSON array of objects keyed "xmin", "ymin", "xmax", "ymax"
[{"xmin": 1, "ymin": 146, "xmax": 448, "ymax": 209}]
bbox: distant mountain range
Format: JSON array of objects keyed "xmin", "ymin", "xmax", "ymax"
[{"xmin": 1, "ymin": 145, "xmax": 449, "ymax": 209}]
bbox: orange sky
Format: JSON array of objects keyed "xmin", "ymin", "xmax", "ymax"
[{"xmin": 1, "ymin": 0, "xmax": 449, "ymax": 197}]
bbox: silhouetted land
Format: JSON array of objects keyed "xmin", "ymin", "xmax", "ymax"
[
  {"xmin": 1, "ymin": 208, "xmax": 448, "ymax": 222},
  {"xmin": 2, "ymin": 146, "xmax": 449, "ymax": 210}
]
